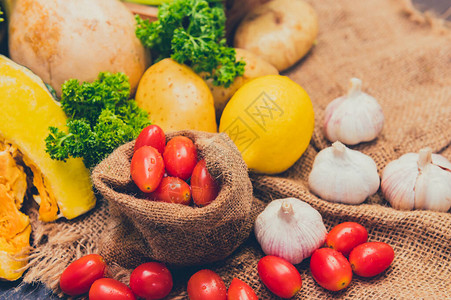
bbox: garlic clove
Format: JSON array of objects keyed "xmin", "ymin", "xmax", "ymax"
[
  {"xmin": 254, "ymin": 198, "xmax": 327, "ymax": 264},
  {"xmin": 308, "ymin": 141, "xmax": 380, "ymax": 204},
  {"xmin": 324, "ymin": 78, "xmax": 384, "ymax": 145},
  {"xmin": 381, "ymin": 148, "xmax": 451, "ymax": 212}
]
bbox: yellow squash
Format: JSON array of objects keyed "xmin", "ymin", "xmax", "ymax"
[{"xmin": 0, "ymin": 55, "xmax": 96, "ymax": 280}]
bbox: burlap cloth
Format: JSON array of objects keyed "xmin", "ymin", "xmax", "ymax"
[{"xmin": 22, "ymin": 0, "xmax": 450, "ymax": 299}]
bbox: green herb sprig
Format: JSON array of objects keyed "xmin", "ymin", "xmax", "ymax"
[
  {"xmin": 45, "ymin": 72, "xmax": 150, "ymax": 169},
  {"xmin": 135, "ymin": 0, "xmax": 245, "ymax": 88}
]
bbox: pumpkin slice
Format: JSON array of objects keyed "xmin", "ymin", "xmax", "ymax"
[
  {"xmin": 0, "ymin": 55, "xmax": 96, "ymax": 280},
  {"xmin": 0, "ymin": 55, "xmax": 95, "ymax": 222}
]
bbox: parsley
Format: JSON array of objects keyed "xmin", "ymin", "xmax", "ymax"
[
  {"xmin": 135, "ymin": 0, "xmax": 245, "ymax": 88},
  {"xmin": 45, "ymin": 72, "xmax": 150, "ymax": 169}
]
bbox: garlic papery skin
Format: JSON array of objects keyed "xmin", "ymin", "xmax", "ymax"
[
  {"xmin": 308, "ymin": 141, "xmax": 380, "ymax": 204},
  {"xmin": 381, "ymin": 148, "xmax": 451, "ymax": 212},
  {"xmin": 254, "ymin": 198, "xmax": 327, "ymax": 265},
  {"xmin": 324, "ymin": 78, "xmax": 384, "ymax": 145}
]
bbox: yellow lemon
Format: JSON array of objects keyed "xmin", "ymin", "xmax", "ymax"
[{"xmin": 219, "ymin": 75, "xmax": 314, "ymax": 174}]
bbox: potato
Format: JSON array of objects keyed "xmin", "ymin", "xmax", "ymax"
[
  {"xmin": 204, "ymin": 48, "xmax": 279, "ymax": 121},
  {"xmin": 234, "ymin": 0, "xmax": 318, "ymax": 72},
  {"xmin": 135, "ymin": 58, "xmax": 217, "ymax": 133},
  {"xmin": 8, "ymin": 0, "xmax": 150, "ymax": 96}
]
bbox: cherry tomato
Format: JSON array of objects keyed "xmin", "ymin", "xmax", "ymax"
[
  {"xmin": 191, "ymin": 160, "xmax": 220, "ymax": 207},
  {"xmin": 187, "ymin": 269, "xmax": 227, "ymax": 300},
  {"xmin": 309, "ymin": 248, "xmax": 352, "ymax": 292},
  {"xmin": 59, "ymin": 254, "xmax": 107, "ymax": 296},
  {"xmin": 349, "ymin": 242, "xmax": 394, "ymax": 277},
  {"xmin": 129, "ymin": 262, "xmax": 173, "ymax": 300},
  {"xmin": 89, "ymin": 278, "xmax": 136, "ymax": 300},
  {"xmin": 227, "ymin": 278, "xmax": 258, "ymax": 300},
  {"xmin": 134, "ymin": 124, "xmax": 166, "ymax": 154},
  {"xmin": 257, "ymin": 255, "xmax": 302, "ymax": 299},
  {"xmin": 326, "ymin": 222, "xmax": 368, "ymax": 257},
  {"xmin": 150, "ymin": 176, "xmax": 191, "ymax": 205},
  {"xmin": 163, "ymin": 136, "xmax": 197, "ymax": 180},
  {"xmin": 131, "ymin": 146, "xmax": 165, "ymax": 193}
]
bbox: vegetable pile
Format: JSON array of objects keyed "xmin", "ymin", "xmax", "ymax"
[
  {"xmin": 45, "ymin": 72, "xmax": 150, "ymax": 169},
  {"xmin": 59, "ymin": 254, "xmax": 173, "ymax": 299},
  {"xmin": 131, "ymin": 124, "xmax": 220, "ymax": 206}
]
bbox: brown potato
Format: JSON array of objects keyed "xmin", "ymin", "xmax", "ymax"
[
  {"xmin": 203, "ymin": 48, "xmax": 278, "ymax": 121},
  {"xmin": 234, "ymin": 0, "xmax": 318, "ymax": 72},
  {"xmin": 135, "ymin": 59, "xmax": 217, "ymax": 133},
  {"xmin": 8, "ymin": 0, "xmax": 150, "ymax": 96}
]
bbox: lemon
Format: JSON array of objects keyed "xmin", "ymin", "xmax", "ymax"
[{"xmin": 219, "ymin": 75, "xmax": 314, "ymax": 174}]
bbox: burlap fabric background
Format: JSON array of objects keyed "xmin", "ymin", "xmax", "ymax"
[
  {"xmin": 22, "ymin": 0, "xmax": 450, "ymax": 299},
  {"xmin": 92, "ymin": 131, "xmax": 258, "ymax": 268}
]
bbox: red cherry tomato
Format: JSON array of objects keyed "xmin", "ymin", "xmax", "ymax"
[
  {"xmin": 150, "ymin": 176, "xmax": 191, "ymax": 205},
  {"xmin": 349, "ymin": 242, "xmax": 394, "ymax": 277},
  {"xmin": 187, "ymin": 269, "xmax": 227, "ymax": 300},
  {"xmin": 89, "ymin": 278, "xmax": 136, "ymax": 300},
  {"xmin": 227, "ymin": 278, "xmax": 258, "ymax": 300},
  {"xmin": 134, "ymin": 124, "xmax": 166, "ymax": 154},
  {"xmin": 191, "ymin": 160, "xmax": 219, "ymax": 207},
  {"xmin": 129, "ymin": 262, "xmax": 173, "ymax": 300},
  {"xmin": 257, "ymin": 255, "xmax": 302, "ymax": 299},
  {"xmin": 59, "ymin": 254, "xmax": 107, "ymax": 296},
  {"xmin": 326, "ymin": 222, "xmax": 368, "ymax": 257},
  {"xmin": 163, "ymin": 136, "xmax": 197, "ymax": 180},
  {"xmin": 131, "ymin": 146, "xmax": 165, "ymax": 193},
  {"xmin": 309, "ymin": 248, "xmax": 352, "ymax": 292}
]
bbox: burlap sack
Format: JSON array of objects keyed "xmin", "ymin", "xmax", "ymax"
[
  {"xmin": 91, "ymin": 130, "xmax": 258, "ymax": 268},
  {"xmin": 22, "ymin": 0, "xmax": 450, "ymax": 299}
]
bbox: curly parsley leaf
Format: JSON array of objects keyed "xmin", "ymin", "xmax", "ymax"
[
  {"xmin": 135, "ymin": 0, "xmax": 245, "ymax": 88},
  {"xmin": 45, "ymin": 72, "xmax": 151, "ymax": 169}
]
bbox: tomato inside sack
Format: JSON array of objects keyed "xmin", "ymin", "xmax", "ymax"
[
  {"xmin": 150, "ymin": 176, "xmax": 191, "ymax": 205},
  {"xmin": 191, "ymin": 159, "xmax": 219, "ymax": 206},
  {"xmin": 163, "ymin": 136, "xmax": 198, "ymax": 181},
  {"xmin": 134, "ymin": 124, "xmax": 166, "ymax": 155},
  {"xmin": 131, "ymin": 146, "xmax": 165, "ymax": 193},
  {"xmin": 59, "ymin": 254, "xmax": 107, "ymax": 296}
]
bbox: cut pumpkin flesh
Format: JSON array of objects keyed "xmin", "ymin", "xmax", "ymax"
[
  {"xmin": 0, "ymin": 148, "xmax": 30, "ymax": 281},
  {"xmin": 0, "ymin": 55, "xmax": 96, "ymax": 280}
]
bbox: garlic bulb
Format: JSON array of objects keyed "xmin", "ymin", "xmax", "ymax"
[
  {"xmin": 324, "ymin": 78, "xmax": 384, "ymax": 145},
  {"xmin": 308, "ymin": 141, "xmax": 380, "ymax": 204},
  {"xmin": 254, "ymin": 198, "xmax": 327, "ymax": 264},
  {"xmin": 381, "ymin": 148, "xmax": 451, "ymax": 212}
]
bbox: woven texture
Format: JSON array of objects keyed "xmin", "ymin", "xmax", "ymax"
[{"xmin": 22, "ymin": 0, "xmax": 450, "ymax": 299}]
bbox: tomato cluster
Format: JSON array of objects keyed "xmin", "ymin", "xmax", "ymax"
[
  {"xmin": 60, "ymin": 254, "xmax": 173, "ymax": 299},
  {"xmin": 310, "ymin": 222, "xmax": 395, "ymax": 292},
  {"xmin": 131, "ymin": 125, "xmax": 220, "ymax": 207},
  {"xmin": 187, "ymin": 269, "xmax": 258, "ymax": 300}
]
